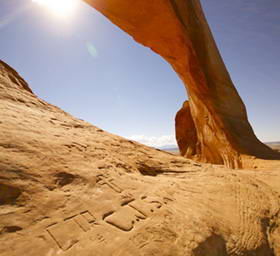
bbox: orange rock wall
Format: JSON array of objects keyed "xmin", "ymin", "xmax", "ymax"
[{"xmin": 175, "ymin": 101, "xmax": 197, "ymax": 158}]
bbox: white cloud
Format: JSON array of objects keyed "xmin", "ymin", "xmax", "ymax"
[{"xmin": 127, "ymin": 134, "xmax": 177, "ymax": 148}]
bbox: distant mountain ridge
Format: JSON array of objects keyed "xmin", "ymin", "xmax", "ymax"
[
  {"xmin": 160, "ymin": 141, "xmax": 280, "ymax": 153},
  {"xmin": 266, "ymin": 141, "xmax": 280, "ymax": 145},
  {"xmin": 158, "ymin": 145, "xmax": 178, "ymax": 150}
]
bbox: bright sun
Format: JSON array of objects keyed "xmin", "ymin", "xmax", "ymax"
[{"xmin": 32, "ymin": 0, "xmax": 78, "ymax": 18}]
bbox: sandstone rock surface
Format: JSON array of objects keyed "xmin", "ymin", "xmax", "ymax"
[
  {"xmin": 175, "ymin": 101, "xmax": 197, "ymax": 158},
  {"xmin": 1, "ymin": 61, "xmax": 280, "ymax": 255},
  {"xmin": 83, "ymin": 0, "xmax": 280, "ymax": 168}
]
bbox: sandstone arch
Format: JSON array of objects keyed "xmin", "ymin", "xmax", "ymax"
[{"xmin": 84, "ymin": 0, "xmax": 279, "ymax": 168}]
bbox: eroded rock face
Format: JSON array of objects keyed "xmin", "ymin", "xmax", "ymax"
[
  {"xmin": 83, "ymin": 0, "xmax": 279, "ymax": 168},
  {"xmin": 175, "ymin": 101, "xmax": 197, "ymax": 158},
  {"xmin": 1, "ymin": 61, "xmax": 280, "ymax": 255},
  {"xmin": 0, "ymin": 60, "xmax": 32, "ymax": 94}
]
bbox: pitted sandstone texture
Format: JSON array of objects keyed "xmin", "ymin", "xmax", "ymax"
[{"xmin": 0, "ymin": 61, "xmax": 280, "ymax": 255}]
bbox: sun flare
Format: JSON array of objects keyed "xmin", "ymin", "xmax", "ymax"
[{"xmin": 32, "ymin": 0, "xmax": 78, "ymax": 18}]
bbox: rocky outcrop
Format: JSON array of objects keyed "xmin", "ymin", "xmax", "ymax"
[
  {"xmin": 83, "ymin": 0, "xmax": 280, "ymax": 168},
  {"xmin": 1, "ymin": 61, "xmax": 280, "ymax": 255},
  {"xmin": 0, "ymin": 60, "xmax": 32, "ymax": 94},
  {"xmin": 175, "ymin": 101, "xmax": 197, "ymax": 158}
]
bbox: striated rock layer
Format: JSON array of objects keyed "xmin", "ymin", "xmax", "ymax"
[
  {"xmin": 83, "ymin": 0, "xmax": 280, "ymax": 168},
  {"xmin": 1, "ymin": 62, "xmax": 280, "ymax": 255}
]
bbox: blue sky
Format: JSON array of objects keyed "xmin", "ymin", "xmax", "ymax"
[{"xmin": 0, "ymin": 0, "xmax": 279, "ymax": 147}]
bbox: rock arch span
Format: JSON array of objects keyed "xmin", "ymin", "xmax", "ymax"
[{"xmin": 84, "ymin": 0, "xmax": 279, "ymax": 168}]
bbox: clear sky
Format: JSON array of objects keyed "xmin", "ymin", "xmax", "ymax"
[{"xmin": 0, "ymin": 0, "xmax": 279, "ymax": 147}]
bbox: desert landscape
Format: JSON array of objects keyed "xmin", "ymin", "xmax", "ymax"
[
  {"xmin": 267, "ymin": 142, "xmax": 280, "ymax": 153},
  {"xmin": 1, "ymin": 0, "xmax": 280, "ymax": 256},
  {"xmin": 1, "ymin": 59, "xmax": 280, "ymax": 256},
  {"xmin": 164, "ymin": 142, "xmax": 280, "ymax": 155}
]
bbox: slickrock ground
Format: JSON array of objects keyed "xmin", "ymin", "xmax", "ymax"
[{"xmin": 0, "ymin": 60, "xmax": 280, "ymax": 256}]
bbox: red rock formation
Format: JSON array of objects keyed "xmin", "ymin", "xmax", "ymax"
[
  {"xmin": 175, "ymin": 101, "xmax": 197, "ymax": 158},
  {"xmin": 84, "ymin": 0, "xmax": 279, "ymax": 168}
]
